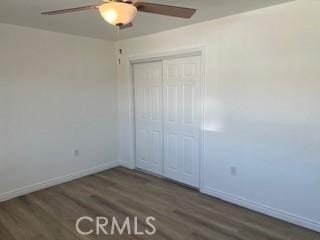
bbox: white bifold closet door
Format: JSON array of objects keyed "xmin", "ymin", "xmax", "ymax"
[
  {"xmin": 134, "ymin": 56, "xmax": 201, "ymax": 188},
  {"xmin": 134, "ymin": 61, "xmax": 164, "ymax": 175}
]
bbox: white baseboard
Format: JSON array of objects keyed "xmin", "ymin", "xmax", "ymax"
[
  {"xmin": 119, "ymin": 160, "xmax": 135, "ymax": 169},
  {"xmin": 0, "ymin": 161, "xmax": 119, "ymax": 203},
  {"xmin": 201, "ymin": 186, "xmax": 320, "ymax": 233}
]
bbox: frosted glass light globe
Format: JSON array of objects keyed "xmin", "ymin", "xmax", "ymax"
[{"xmin": 98, "ymin": 2, "xmax": 137, "ymax": 26}]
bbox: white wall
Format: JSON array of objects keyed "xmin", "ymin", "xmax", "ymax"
[
  {"xmin": 0, "ymin": 0, "xmax": 319, "ymax": 232},
  {"xmin": 0, "ymin": 23, "xmax": 118, "ymax": 200},
  {"xmin": 116, "ymin": 0, "xmax": 320, "ymax": 231}
]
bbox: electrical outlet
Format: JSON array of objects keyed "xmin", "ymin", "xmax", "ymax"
[
  {"xmin": 230, "ymin": 166, "xmax": 237, "ymax": 176},
  {"xmin": 74, "ymin": 149, "xmax": 79, "ymax": 157}
]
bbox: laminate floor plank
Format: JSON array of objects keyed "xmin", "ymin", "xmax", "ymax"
[{"xmin": 0, "ymin": 220, "xmax": 16, "ymax": 240}]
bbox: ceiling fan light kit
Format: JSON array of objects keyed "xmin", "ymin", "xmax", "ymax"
[
  {"xmin": 42, "ymin": 0, "xmax": 196, "ymax": 30},
  {"xmin": 98, "ymin": 2, "xmax": 137, "ymax": 26}
]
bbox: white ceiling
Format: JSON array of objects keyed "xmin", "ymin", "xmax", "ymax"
[{"xmin": 0, "ymin": 0, "xmax": 292, "ymax": 40}]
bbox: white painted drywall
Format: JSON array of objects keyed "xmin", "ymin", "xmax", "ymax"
[
  {"xmin": 0, "ymin": 23, "xmax": 118, "ymax": 198},
  {"xmin": 116, "ymin": 0, "xmax": 320, "ymax": 231}
]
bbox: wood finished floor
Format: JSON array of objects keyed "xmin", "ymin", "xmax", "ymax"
[{"xmin": 0, "ymin": 167, "xmax": 319, "ymax": 240}]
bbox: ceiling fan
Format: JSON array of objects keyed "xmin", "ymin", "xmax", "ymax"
[{"xmin": 42, "ymin": 0, "xmax": 196, "ymax": 30}]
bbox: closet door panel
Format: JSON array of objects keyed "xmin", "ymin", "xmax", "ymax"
[
  {"xmin": 134, "ymin": 61, "xmax": 163, "ymax": 175},
  {"xmin": 163, "ymin": 56, "xmax": 201, "ymax": 188}
]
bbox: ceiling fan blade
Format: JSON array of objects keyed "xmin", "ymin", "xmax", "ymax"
[
  {"xmin": 119, "ymin": 22, "xmax": 133, "ymax": 30},
  {"xmin": 135, "ymin": 2, "xmax": 196, "ymax": 19},
  {"xmin": 42, "ymin": 4, "xmax": 100, "ymax": 15}
]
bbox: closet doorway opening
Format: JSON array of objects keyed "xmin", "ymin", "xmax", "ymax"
[{"xmin": 130, "ymin": 48, "xmax": 206, "ymax": 189}]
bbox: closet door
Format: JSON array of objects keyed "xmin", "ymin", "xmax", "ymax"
[
  {"xmin": 163, "ymin": 56, "xmax": 201, "ymax": 188},
  {"xmin": 134, "ymin": 61, "xmax": 163, "ymax": 175}
]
